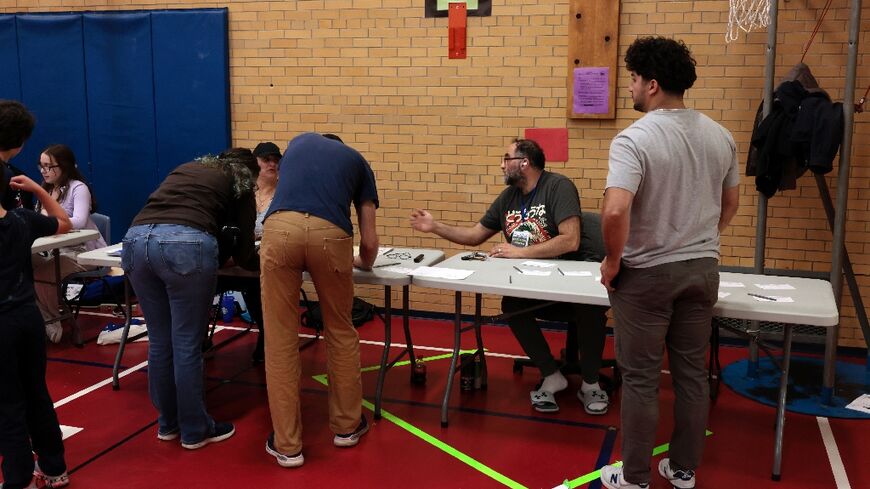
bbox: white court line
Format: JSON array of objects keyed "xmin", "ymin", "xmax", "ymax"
[
  {"xmin": 817, "ymin": 416, "xmax": 852, "ymax": 489},
  {"xmin": 219, "ymin": 324, "xmax": 530, "ymax": 359},
  {"xmin": 53, "ymin": 360, "xmax": 149, "ymax": 409}
]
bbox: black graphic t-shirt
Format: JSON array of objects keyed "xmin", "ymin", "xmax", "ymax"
[{"xmin": 480, "ymin": 171, "xmax": 580, "ymax": 247}]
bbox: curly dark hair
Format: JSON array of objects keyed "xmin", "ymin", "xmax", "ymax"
[
  {"xmin": 0, "ymin": 100, "xmax": 36, "ymax": 151},
  {"xmin": 512, "ymin": 138, "xmax": 546, "ymax": 170},
  {"xmin": 625, "ymin": 37, "xmax": 697, "ymax": 95},
  {"xmin": 219, "ymin": 147, "xmax": 258, "ymax": 178},
  {"xmin": 197, "ymin": 149, "xmax": 256, "ymax": 199}
]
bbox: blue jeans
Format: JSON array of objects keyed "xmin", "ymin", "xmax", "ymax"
[{"xmin": 122, "ymin": 224, "xmax": 218, "ymax": 444}]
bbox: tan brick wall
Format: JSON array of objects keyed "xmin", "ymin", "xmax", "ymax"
[{"xmin": 9, "ymin": 0, "xmax": 869, "ymax": 347}]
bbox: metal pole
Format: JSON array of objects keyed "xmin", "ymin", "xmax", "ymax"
[
  {"xmin": 822, "ymin": 0, "xmax": 863, "ymax": 403},
  {"xmin": 749, "ymin": 0, "xmax": 779, "ymax": 377}
]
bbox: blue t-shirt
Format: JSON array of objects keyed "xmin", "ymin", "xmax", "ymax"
[{"xmin": 267, "ymin": 133, "xmax": 379, "ymax": 235}]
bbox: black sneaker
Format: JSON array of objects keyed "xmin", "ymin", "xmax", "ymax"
[
  {"xmin": 157, "ymin": 427, "xmax": 180, "ymax": 441},
  {"xmin": 265, "ymin": 433, "xmax": 304, "ymax": 468},
  {"xmin": 333, "ymin": 415, "xmax": 369, "ymax": 447},
  {"xmin": 181, "ymin": 421, "xmax": 235, "ymax": 450}
]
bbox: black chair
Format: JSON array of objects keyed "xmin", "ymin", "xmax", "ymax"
[
  {"xmin": 61, "ymin": 213, "xmax": 125, "ymax": 346},
  {"xmin": 510, "ymin": 211, "xmax": 621, "ymax": 393}
]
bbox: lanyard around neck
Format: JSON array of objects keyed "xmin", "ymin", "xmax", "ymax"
[{"xmin": 519, "ymin": 185, "xmax": 538, "ymax": 222}]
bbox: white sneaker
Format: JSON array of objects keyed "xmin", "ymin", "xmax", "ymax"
[
  {"xmin": 658, "ymin": 458, "xmax": 696, "ymax": 488},
  {"xmin": 600, "ymin": 464, "xmax": 649, "ymax": 489},
  {"xmin": 45, "ymin": 322, "xmax": 63, "ymax": 343}
]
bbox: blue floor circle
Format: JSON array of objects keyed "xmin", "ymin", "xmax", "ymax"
[{"xmin": 721, "ymin": 355, "xmax": 870, "ymax": 419}]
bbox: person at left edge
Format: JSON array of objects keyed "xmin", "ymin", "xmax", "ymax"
[
  {"xmin": 0, "ymin": 99, "xmax": 72, "ymax": 489},
  {"xmin": 121, "ymin": 149, "xmax": 259, "ymax": 450}
]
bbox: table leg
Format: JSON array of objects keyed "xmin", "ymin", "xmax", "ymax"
[
  {"xmin": 474, "ymin": 293, "xmax": 487, "ymax": 389},
  {"xmin": 113, "ymin": 277, "xmax": 134, "ymax": 390},
  {"xmin": 374, "ymin": 285, "xmax": 392, "ymax": 420},
  {"xmin": 747, "ymin": 320, "xmax": 760, "ymax": 378},
  {"xmin": 772, "ymin": 324, "xmax": 794, "ymax": 481},
  {"xmin": 441, "ymin": 291, "xmax": 463, "ymax": 427},
  {"xmin": 52, "ymin": 248, "xmax": 83, "ymax": 347},
  {"xmin": 403, "ymin": 285, "xmax": 417, "ymax": 368}
]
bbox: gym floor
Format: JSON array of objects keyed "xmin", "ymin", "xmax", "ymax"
[{"xmin": 24, "ymin": 309, "xmax": 870, "ymax": 488}]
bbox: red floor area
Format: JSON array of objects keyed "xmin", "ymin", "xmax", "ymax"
[{"xmin": 5, "ymin": 311, "xmax": 868, "ymax": 488}]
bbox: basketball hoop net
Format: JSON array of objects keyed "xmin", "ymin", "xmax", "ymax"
[{"xmin": 726, "ymin": 0, "xmax": 771, "ymax": 43}]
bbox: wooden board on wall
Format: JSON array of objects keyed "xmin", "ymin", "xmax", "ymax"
[{"xmin": 567, "ymin": 0, "xmax": 620, "ymax": 119}]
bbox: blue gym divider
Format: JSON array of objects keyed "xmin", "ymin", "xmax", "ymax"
[{"xmin": 0, "ymin": 9, "xmax": 230, "ymax": 243}]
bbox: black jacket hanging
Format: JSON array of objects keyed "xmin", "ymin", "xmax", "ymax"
[{"xmin": 746, "ymin": 65, "xmax": 844, "ymax": 197}]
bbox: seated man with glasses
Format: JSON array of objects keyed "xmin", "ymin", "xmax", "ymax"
[{"xmin": 409, "ymin": 137, "xmax": 610, "ymax": 415}]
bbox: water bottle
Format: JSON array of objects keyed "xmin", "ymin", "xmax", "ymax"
[
  {"xmin": 460, "ymin": 353, "xmax": 474, "ymax": 391},
  {"xmin": 412, "ymin": 360, "xmax": 427, "ymax": 385}
]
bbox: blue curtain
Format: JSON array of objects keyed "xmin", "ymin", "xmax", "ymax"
[{"xmin": 0, "ymin": 9, "xmax": 230, "ymax": 243}]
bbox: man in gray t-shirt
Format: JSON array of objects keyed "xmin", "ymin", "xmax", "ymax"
[
  {"xmin": 411, "ymin": 138, "xmax": 610, "ymax": 416},
  {"xmin": 599, "ymin": 38, "xmax": 739, "ymax": 489}
]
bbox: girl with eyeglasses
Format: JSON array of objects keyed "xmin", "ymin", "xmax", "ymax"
[{"xmin": 33, "ymin": 144, "xmax": 106, "ymax": 343}]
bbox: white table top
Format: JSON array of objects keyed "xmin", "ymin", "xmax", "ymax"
[
  {"xmin": 32, "ymin": 229, "xmax": 101, "ymax": 254},
  {"xmin": 412, "ymin": 254, "xmax": 839, "ymax": 328},
  {"xmin": 78, "ymin": 244, "xmax": 446, "ymax": 288}
]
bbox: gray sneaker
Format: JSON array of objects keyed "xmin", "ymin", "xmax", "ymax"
[{"xmin": 658, "ymin": 458, "xmax": 696, "ymax": 488}]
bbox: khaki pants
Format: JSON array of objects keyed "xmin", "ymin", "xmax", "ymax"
[{"xmin": 260, "ymin": 211, "xmax": 361, "ymax": 455}]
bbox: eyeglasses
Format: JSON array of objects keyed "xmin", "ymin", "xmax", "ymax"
[
  {"xmin": 38, "ymin": 165, "xmax": 59, "ymax": 173},
  {"xmin": 503, "ymin": 156, "xmax": 525, "ymax": 163},
  {"xmin": 384, "ymin": 251, "xmax": 412, "ymax": 260},
  {"xmin": 461, "ymin": 251, "xmax": 488, "ymax": 261}
]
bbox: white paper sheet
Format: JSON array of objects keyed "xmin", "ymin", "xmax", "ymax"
[
  {"xmin": 718, "ymin": 291, "xmax": 731, "ymax": 299},
  {"xmin": 845, "ymin": 394, "xmax": 870, "ymax": 414},
  {"xmin": 755, "ymin": 283, "xmax": 796, "ymax": 290},
  {"xmin": 516, "ymin": 269, "xmax": 552, "ymax": 276},
  {"xmin": 520, "ymin": 260, "xmax": 555, "ymax": 268},
  {"xmin": 381, "ymin": 266, "xmax": 413, "ymax": 275},
  {"xmin": 563, "ymin": 270, "xmax": 594, "ymax": 277},
  {"xmin": 720, "ymin": 281, "xmax": 745, "ymax": 288},
  {"xmin": 410, "ymin": 266, "xmax": 475, "ymax": 280}
]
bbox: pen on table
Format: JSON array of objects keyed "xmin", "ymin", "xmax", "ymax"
[
  {"xmin": 512, "ymin": 265, "xmax": 523, "ymax": 274},
  {"xmin": 557, "ymin": 268, "xmax": 565, "ymax": 276},
  {"xmin": 413, "ymin": 253, "xmax": 425, "ymax": 263},
  {"xmin": 509, "ymin": 275, "xmax": 512, "ymax": 284},
  {"xmin": 374, "ymin": 262, "xmax": 401, "ymax": 268},
  {"xmin": 747, "ymin": 292, "xmax": 777, "ymax": 301}
]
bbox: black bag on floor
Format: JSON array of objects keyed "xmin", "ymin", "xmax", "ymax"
[{"xmin": 301, "ymin": 297, "xmax": 374, "ymax": 330}]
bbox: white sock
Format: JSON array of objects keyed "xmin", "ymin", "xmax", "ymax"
[
  {"xmin": 581, "ymin": 380, "xmax": 600, "ymax": 393},
  {"xmin": 540, "ymin": 371, "xmax": 568, "ymax": 393}
]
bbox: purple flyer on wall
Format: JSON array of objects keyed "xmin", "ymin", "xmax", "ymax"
[{"xmin": 573, "ymin": 67, "xmax": 610, "ymax": 114}]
